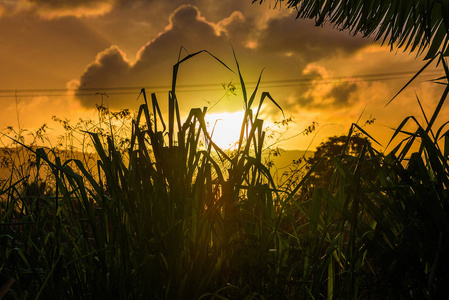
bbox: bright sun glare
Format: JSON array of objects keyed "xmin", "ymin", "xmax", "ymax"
[{"xmin": 205, "ymin": 110, "xmax": 246, "ymax": 149}]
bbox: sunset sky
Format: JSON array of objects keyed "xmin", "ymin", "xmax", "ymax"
[{"xmin": 0, "ymin": 0, "xmax": 447, "ymax": 150}]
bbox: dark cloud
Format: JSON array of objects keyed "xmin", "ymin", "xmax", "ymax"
[
  {"xmin": 135, "ymin": 4, "xmax": 224, "ymax": 56},
  {"xmin": 193, "ymin": 0, "xmax": 250, "ymax": 22},
  {"xmin": 76, "ymin": 5, "xmax": 236, "ymax": 109},
  {"xmin": 79, "ymin": 46, "xmax": 131, "ymax": 89},
  {"xmin": 115, "ymin": 0, "xmax": 254, "ymax": 23},
  {"xmin": 265, "ymin": 72, "xmax": 359, "ymax": 117},
  {"xmin": 217, "ymin": 11, "xmax": 253, "ymax": 48},
  {"xmin": 73, "ymin": 3, "xmax": 370, "ymax": 115},
  {"xmin": 295, "ymin": 81, "xmax": 359, "ymax": 110},
  {"xmin": 328, "ymin": 83, "xmax": 358, "ymax": 105},
  {"xmin": 169, "ymin": 4, "xmax": 202, "ymax": 29},
  {"xmin": 257, "ymin": 16, "xmax": 370, "ymax": 61}
]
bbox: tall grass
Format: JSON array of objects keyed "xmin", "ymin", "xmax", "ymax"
[
  {"xmin": 276, "ymin": 53, "xmax": 449, "ymax": 299},
  {"xmin": 0, "ymin": 50, "xmax": 287, "ymax": 299},
  {"xmin": 1, "ymin": 51, "xmax": 449, "ymax": 299}
]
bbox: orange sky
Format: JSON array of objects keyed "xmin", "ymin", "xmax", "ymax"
[{"xmin": 0, "ymin": 0, "xmax": 447, "ymax": 151}]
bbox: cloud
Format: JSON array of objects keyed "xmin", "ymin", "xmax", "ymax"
[
  {"xmin": 135, "ymin": 5, "xmax": 226, "ymax": 63},
  {"xmin": 303, "ymin": 64, "xmax": 358, "ymax": 107},
  {"xmin": 328, "ymin": 83, "xmax": 358, "ymax": 105},
  {"xmin": 6, "ymin": 0, "xmax": 114, "ymax": 18},
  {"xmin": 257, "ymin": 65, "xmax": 363, "ymax": 126},
  {"xmin": 72, "ymin": 3, "xmax": 375, "ymax": 116},
  {"xmin": 75, "ymin": 5, "xmax": 236, "ymax": 110},
  {"xmin": 78, "ymin": 46, "xmax": 131, "ymax": 89},
  {"xmin": 216, "ymin": 11, "xmax": 254, "ymax": 48},
  {"xmin": 27, "ymin": 0, "xmax": 109, "ymax": 8},
  {"xmin": 0, "ymin": 0, "xmax": 20, "ymax": 16},
  {"xmin": 283, "ymin": 80, "xmax": 358, "ymax": 111},
  {"xmin": 256, "ymin": 16, "xmax": 370, "ymax": 61},
  {"xmin": 6, "ymin": 0, "xmax": 279, "ymax": 21}
]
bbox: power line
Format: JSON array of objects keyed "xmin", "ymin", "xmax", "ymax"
[{"xmin": 0, "ymin": 69, "xmax": 443, "ymax": 99}]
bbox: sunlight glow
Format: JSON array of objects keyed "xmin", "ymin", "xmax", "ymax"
[{"xmin": 205, "ymin": 110, "xmax": 246, "ymax": 149}]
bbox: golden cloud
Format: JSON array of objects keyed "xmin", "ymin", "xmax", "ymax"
[{"xmin": 17, "ymin": 0, "xmax": 114, "ymax": 19}]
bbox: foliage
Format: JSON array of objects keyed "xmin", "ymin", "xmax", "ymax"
[
  {"xmin": 304, "ymin": 133, "xmax": 372, "ymax": 192},
  {"xmin": 0, "ymin": 51, "xmax": 286, "ymax": 299},
  {"xmin": 255, "ymin": 0, "xmax": 449, "ymax": 59},
  {"xmin": 1, "ymin": 51, "xmax": 449, "ymax": 299}
]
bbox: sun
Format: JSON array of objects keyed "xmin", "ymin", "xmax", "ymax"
[{"xmin": 204, "ymin": 110, "xmax": 246, "ymax": 149}]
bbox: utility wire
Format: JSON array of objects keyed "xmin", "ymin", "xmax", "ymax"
[{"xmin": 0, "ymin": 69, "xmax": 443, "ymax": 99}]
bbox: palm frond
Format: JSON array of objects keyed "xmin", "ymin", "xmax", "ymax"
[{"xmin": 256, "ymin": 0, "xmax": 449, "ymax": 59}]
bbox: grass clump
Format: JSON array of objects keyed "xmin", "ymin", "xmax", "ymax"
[
  {"xmin": 1, "ymin": 51, "xmax": 449, "ymax": 299},
  {"xmin": 0, "ymin": 50, "xmax": 286, "ymax": 299}
]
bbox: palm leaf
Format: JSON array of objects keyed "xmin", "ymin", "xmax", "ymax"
[{"xmin": 256, "ymin": 0, "xmax": 449, "ymax": 58}]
